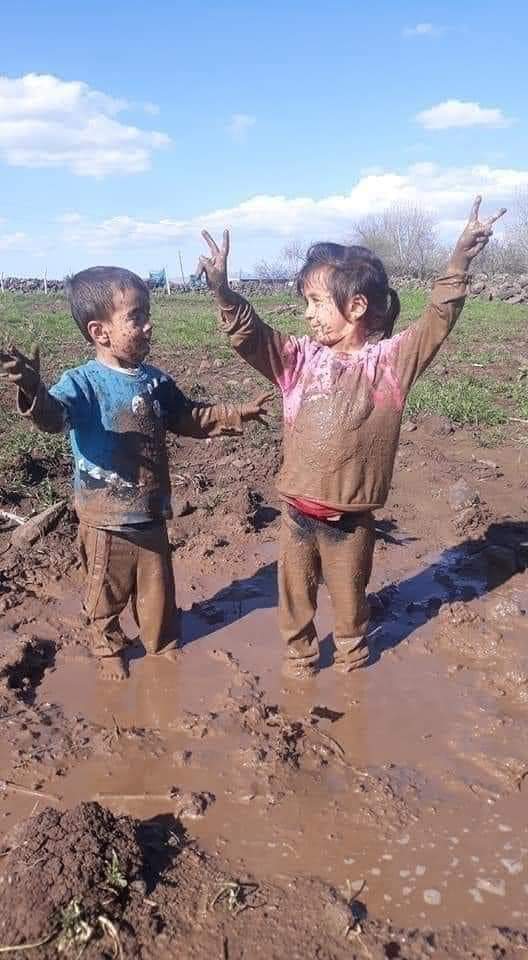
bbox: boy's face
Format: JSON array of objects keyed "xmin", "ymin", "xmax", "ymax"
[
  {"xmin": 303, "ymin": 267, "xmax": 350, "ymax": 348},
  {"xmin": 91, "ymin": 287, "xmax": 152, "ymax": 366}
]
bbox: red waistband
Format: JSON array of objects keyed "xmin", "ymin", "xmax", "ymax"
[{"xmin": 286, "ymin": 496, "xmax": 343, "ymax": 521}]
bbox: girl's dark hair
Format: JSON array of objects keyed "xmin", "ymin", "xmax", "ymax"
[
  {"xmin": 64, "ymin": 266, "xmax": 149, "ymax": 343},
  {"xmin": 297, "ymin": 242, "xmax": 400, "ymax": 340}
]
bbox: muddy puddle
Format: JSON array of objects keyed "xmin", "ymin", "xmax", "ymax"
[{"xmin": 2, "ymin": 526, "xmax": 527, "ymax": 932}]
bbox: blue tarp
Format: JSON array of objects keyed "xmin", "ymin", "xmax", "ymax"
[{"xmin": 149, "ymin": 269, "xmax": 166, "ymax": 287}]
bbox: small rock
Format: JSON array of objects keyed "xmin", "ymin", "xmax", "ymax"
[
  {"xmin": 401, "ymin": 420, "xmax": 417, "ymax": 433},
  {"xmin": 422, "ymin": 415, "xmax": 455, "ymax": 437},
  {"xmin": 130, "ymin": 879, "xmax": 147, "ymax": 895},
  {"xmin": 323, "ymin": 893, "xmax": 355, "ymax": 938},
  {"xmin": 171, "ymin": 788, "xmax": 215, "ymax": 820}
]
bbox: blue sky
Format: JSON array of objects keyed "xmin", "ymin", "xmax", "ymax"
[{"xmin": 0, "ymin": 0, "xmax": 526, "ymax": 277}]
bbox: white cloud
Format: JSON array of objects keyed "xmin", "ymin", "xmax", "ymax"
[
  {"xmin": 0, "ymin": 230, "xmax": 28, "ymax": 251},
  {"xmin": 416, "ymin": 99, "xmax": 512, "ymax": 130},
  {"xmin": 57, "ymin": 162, "xmax": 528, "ymax": 253},
  {"xmin": 403, "ymin": 22, "xmax": 444, "ymax": 37},
  {"xmin": 55, "ymin": 212, "xmax": 83, "ymax": 224},
  {"xmin": 0, "ymin": 73, "xmax": 171, "ymax": 176},
  {"xmin": 227, "ymin": 113, "xmax": 256, "ymax": 142}
]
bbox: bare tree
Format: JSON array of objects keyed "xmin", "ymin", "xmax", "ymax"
[
  {"xmin": 282, "ymin": 239, "xmax": 308, "ymax": 273},
  {"xmin": 474, "ymin": 237, "xmax": 526, "ymax": 276},
  {"xmin": 253, "ymin": 259, "xmax": 291, "ymax": 280},
  {"xmin": 253, "ymin": 240, "xmax": 309, "ymax": 281},
  {"xmin": 354, "ymin": 205, "xmax": 443, "ymax": 278},
  {"xmin": 508, "ymin": 188, "xmax": 528, "ymax": 264}
]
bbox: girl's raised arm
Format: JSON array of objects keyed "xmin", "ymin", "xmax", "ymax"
[
  {"xmin": 197, "ymin": 229, "xmax": 301, "ymax": 388},
  {"xmin": 392, "ymin": 197, "xmax": 506, "ymax": 394}
]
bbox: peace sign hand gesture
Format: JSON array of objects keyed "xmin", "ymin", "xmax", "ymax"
[
  {"xmin": 197, "ymin": 229, "xmax": 230, "ymax": 293},
  {"xmin": 450, "ymin": 196, "xmax": 507, "ymax": 271}
]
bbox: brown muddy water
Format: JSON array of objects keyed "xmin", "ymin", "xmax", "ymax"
[{"xmin": 3, "ymin": 526, "xmax": 527, "ymax": 933}]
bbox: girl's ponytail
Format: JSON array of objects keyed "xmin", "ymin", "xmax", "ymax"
[{"xmin": 384, "ymin": 287, "xmax": 400, "ymax": 339}]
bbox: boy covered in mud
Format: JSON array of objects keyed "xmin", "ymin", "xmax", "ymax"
[
  {"xmin": 197, "ymin": 197, "xmax": 506, "ymax": 678},
  {"xmin": 0, "ymin": 267, "xmax": 270, "ymax": 678}
]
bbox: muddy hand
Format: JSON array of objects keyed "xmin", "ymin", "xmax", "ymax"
[
  {"xmin": 451, "ymin": 196, "xmax": 507, "ymax": 269},
  {"xmin": 196, "ymin": 229, "xmax": 230, "ymax": 292},
  {"xmin": 241, "ymin": 390, "xmax": 275, "ymax": 427},
  {"xmin": 0, "ymin": 344, "xmax": 41, "ymax": 402}
]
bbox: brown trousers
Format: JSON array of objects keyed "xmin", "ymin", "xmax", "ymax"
[
  {"xmin": 78, "ymin": 521, "xmax": 178, "ymax": 656},
  {"xmin": 278, "ymin": 506, "xmax": 375, "ymax": 671}
]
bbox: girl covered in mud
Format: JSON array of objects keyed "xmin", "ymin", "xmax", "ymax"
[{"xmin": 197, "ymin": 197, "xmax": 506, "ymax": 679}]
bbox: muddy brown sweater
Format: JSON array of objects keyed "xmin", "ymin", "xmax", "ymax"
[{"xmin": 219, "ymin": 274, "xmax": 468, "ymax": 511}]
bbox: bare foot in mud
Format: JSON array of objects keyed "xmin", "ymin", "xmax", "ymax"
[
  {"xmin": 149, "ymin": 640, "xmax": 180, "ymax": 663},
  {"xmin": 334, "ymin": 638, "xmax": 370, "ymax": 673},
  {"xmin": 60, "ymin": 641, "xmax": 94, "ymax": 663},
  {"xmin": 162, "ymin": 646, "xmax": 180, "ymax": 662},
  {"xmin": 334, "ymin": 653, "xmax": 370, "ymax": 674},
  {"xmin": 97, "ymin": 649, "xmax": 130, "ymax": 681}
]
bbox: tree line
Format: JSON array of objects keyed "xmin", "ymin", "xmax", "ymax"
[{"xmin": 254, "ymin": 190, "xmax": 528, "ymax": 281}]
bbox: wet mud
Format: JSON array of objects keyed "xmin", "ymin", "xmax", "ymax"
[{"xmin": 1, "ymin": 355, "xmax": 528, "ymax": 955}]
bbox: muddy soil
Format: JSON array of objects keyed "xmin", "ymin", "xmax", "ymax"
[
  {"xmin": 1, "ymin": 349, "xmax": 528, "ymax": 956},
  {"xmin": 2, "ymin": 802, "xmax": 528, "ymax": 960}
]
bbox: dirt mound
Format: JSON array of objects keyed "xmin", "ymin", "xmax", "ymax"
[{"xmin": 0, "ymin": 802, "xmax": 527, "ymax": 959}]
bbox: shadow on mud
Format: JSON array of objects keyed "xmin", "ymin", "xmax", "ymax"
[
  {"xmin": 135, "ymin": 814, "xmax": 186, "ymax": 894},
  {"xmin": 183, "ymin": 520, "xmax": 527, "ymax": 668},
  {"xmin": 0, "ymin": 637, "xmax": 56, "ymax": 704}
]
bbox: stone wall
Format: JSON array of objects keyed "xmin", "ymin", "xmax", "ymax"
[
  {"xmin": 2, "ymin": 273, "xmax": 528, "ymax": 303},
  {"xmin": 392, "ymin": 273, "xmax": 528, "ymax": 304}
]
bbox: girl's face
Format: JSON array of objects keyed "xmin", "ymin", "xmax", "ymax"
[
  {"xmin": 303, "ymin": 267, "xmax": 350, "ymax": 347},
  {"xmin": 304, "ymin": 266, "xmax": 371, "ymax": 352}
]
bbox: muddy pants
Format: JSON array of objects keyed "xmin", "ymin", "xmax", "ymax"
[
  {"xmin": 278, "ymin": 506, "xmax": 376, "ymax": 672},
  {"xmin": 78, "ymin": 521, "xmax": 178, "ymax": 656}
]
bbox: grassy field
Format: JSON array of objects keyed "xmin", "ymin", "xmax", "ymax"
[{"xmin": 0, "ymin": 288, "xmax": 526, "ymax": 505}]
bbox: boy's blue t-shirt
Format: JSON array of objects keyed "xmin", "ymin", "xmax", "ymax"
[{"xmin": 48, "ymin": 359, "xmax": 193, "ymax": 527}]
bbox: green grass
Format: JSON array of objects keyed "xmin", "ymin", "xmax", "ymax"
[
  {"xmin": 406, "ymin": 375, "xmax": 506, "ymax": 427},
  {"xmin": 0, "ymin": 288, "xmax": 525, "ymax": 504},
  {"xmin": 1, "ymin": 287, "xmax": 523, "ymax": 367},
  {"xmin": 396, "ymin": 288, "xmax": 526, "ymax": 349},
  {"xmin": 496, "ymin": 378, "xmax": 528, "ymax": 419}
]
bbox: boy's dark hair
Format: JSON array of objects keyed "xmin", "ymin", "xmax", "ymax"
[
  {"xmin": 64, "ymin": 266, "xmax": 149, "ymax": 342},
  {"xmin": 297, "ymin": 243, "xmax": 400, "ymax": 340}
]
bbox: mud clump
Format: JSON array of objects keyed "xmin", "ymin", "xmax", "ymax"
[{"xmin": 0, "ymin": 803, "xmax": 145, "ymax": 958}]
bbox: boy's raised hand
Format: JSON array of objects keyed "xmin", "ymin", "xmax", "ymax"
[
  {"xmin": 451, "ymin": 196, "xmax": 507, "ymax": 271},
  {"xmin": 240, "ymin": 390, "xmax": 275, "ymax": 427},
  {"xmin": 0, "ymin": 344, "xmax": 41, "ymax": 402},
  {"xmin": 197, "ymin": 229, "xmax": 230, "ymax": 292}
]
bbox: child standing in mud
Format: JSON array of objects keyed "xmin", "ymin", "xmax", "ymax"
[
  {"xmin": 198, "ymin": 197, "xmax": 506, "ymax": 678},
  {"xmin": 0, "ymin": 267, "xmax": 271, "ymax": 679}
]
